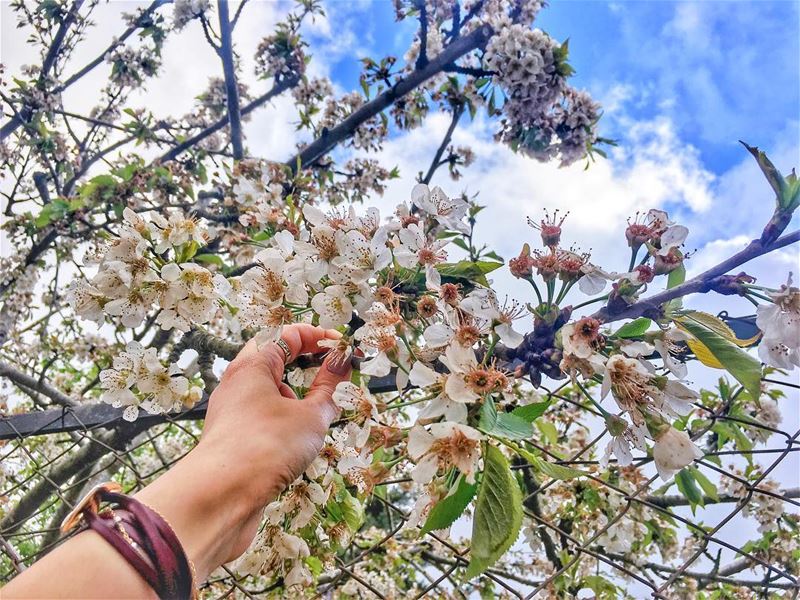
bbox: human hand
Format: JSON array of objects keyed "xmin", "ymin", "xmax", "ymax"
[
  {"xmin": 149, "ymin": 324, "xmax": 352, "ymax": 570},
  {"xmin": 201, "ymin": 324, "xmax": 350, "ymax": 501}
]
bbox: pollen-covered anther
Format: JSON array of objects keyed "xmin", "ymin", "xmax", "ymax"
[
  {"xmin": 455, "ymin": 323, "xmax": 482, "ymax": 346},
  {"xmin": 438, "ymin": 283, "xmax": 461, "ymax": 306},
  {"xmin": 265, "ymin": 306, "xmax": 293, "ymax": 326},
  {"xmin": 416, "ymin": 295, "xmax": 438, "ymax": 318},
  {"xmin": 374, "ymin": 286, "xmax": 397, "ymax": 306}
]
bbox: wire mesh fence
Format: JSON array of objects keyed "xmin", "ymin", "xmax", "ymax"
[{"xmin": 1, "ymin": 371, "xmax": 797, "ymax": 599}]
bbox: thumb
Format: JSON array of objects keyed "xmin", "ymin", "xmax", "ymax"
[{"xmin": 305, "ymin": 353, "xmax": 352, "ymax": 423}]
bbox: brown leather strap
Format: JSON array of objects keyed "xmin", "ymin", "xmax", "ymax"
[
  {"xmin": 105, "ymin": 493, "xmax": 194, "ymax": 599},
  {"xmin": 63, "ymin": 484, "xmax": 195, "ymax": 599},
  {"xmin": 84, "ymin": 511, "xmax": 161, "ymax": 592}
]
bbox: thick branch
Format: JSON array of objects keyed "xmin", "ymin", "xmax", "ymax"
[
  {"xmin": 519, "ymin": 459, "xmax": 563, "ymax": 570},
  {"xmin": 593, "ymin": 229, "xmax": 800, "ymax": 323},
  {"xmin": 217, "ymin": 0, "xmax": 244, "ymax": 160},
  {"xmin": 181, "ymin": 329, "xmax": 243, "ymax": 361},
  {"xmin": 287, "ymin": 24, "xmax": 492, "ymax": 171}
]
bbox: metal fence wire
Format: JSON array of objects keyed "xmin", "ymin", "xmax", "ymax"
[{"xmin": 0, "ymin": 370, "xmax": 798, "ymax": 599}]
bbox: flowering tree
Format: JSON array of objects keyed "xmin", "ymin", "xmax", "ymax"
[{"xmin": 1, "ymin": 0, "xmax": 799, "ymax": 597}]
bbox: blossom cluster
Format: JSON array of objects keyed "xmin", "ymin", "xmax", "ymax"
[
  {"xmin": 484, "ymin": 26, "xmax": 601, "ymax": 165},
  {"xmin": 61, "ymin": 151, "xmax": 800, "ymax": 584}
]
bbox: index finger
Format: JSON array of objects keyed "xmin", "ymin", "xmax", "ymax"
[
  {"xmin": 234, "ymin": 324, "xmax": 341, "ymax": 364},
  {"xmin": 280, "ymin": 324, "xmax": 342, "ymax": 363}
]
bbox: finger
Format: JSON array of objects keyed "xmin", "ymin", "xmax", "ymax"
[
  {"xmin": 305, "ymin": 352, "xmax": 352, "ymax": 424},
  {"xmin": 225, "ymin": 325, "xmax": 342, "ymax": 386},
  {"xmin": 278, "ymin": 382, "xmax": 297, "ymax": 399},
  {"xmin": 279, "ymin": 324, "xmax": 342, "ymax": 363}
]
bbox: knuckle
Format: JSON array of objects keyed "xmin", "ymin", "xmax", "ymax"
[{"xmin": 221, "ymin": 353, "xmax": 272, "ymax": 383}]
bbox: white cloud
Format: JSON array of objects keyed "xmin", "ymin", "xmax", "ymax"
[{"xmin": 360, "ymin": 108, "xmax": 716, "ymax": 312}]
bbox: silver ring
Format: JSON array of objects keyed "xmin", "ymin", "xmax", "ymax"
[{"xmin": 275, "ymin": 338, "xmax": 292, "ymax": 364}]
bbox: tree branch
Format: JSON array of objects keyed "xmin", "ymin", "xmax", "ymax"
[
  {"xmin": 0, "ymin": 0, "xmax": 86, "ymax": 141},
  {"xmin": 606, "ymin": 552, "xmax": 797, "ymax": 590},
  {"xmin": 421, "ymin": 105, "xmax": 463, "ymax": 184},
  {"xmin": 54, "ymin": 0, "xmax": 169, "ymax": 94},
  {"xmin": 593, "ymin": 229, "xmax": 800, "ymax": 324},
  {"xmin": 155, "ymin": 75, "xmax": 299, "ymax": 164},
  {"xmin": 217, "ymin": 0, "xmax": 244, "ymax": 160},
  {"xmin": 0, "ymin": 360, "xmax": 77, "ymax": 408},
  {"xmin": 287, "ymin": 24, "xmax": 492, "ymax": 171},
  {"xmin": 645, "ymin": 487, "xmax": 799, "ymax": 508},
  {"xmin": 415, "ymin": 1, "xmax": 429, "ymax": 70}
]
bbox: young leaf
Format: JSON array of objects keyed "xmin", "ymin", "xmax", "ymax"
[
  {"xmin": 466, "ymin": 445, "xmax": 523, "ymax": 578},
  {"xmin": 421, "ymin": 476, "xmax": 477, "ymax": 534},
  {"xmin": 614, "ymin": 318, "xmax": 652, "ymax": 339},
  {"xmin": 479, "ymin": 398, "xmax": 533, "ymax": 440},
  {"xmin": 689, "ymin": 466, "xmax": 719, "ymax": 502},
  {"xmin": 516, "ymin": 447, "xmax": 587, "ymax": 481},
  {"xmin": 675, "ymin": 468, "xmax": 704, "ymax": 513},
  {"xmin": 741, "ymin": 140, "xmax": 800, "ymax": 211},
  {"xmin": 339, "ymin": 490, "xmax": 364, "ymax": 533},
  {"xmin": 534, "ymin": 458, "xmax": 587, "ymax": 481},
  {"xmin": 511, "ymin": 400, "xmax": 551, "ymax": 422},
  {"xmin": 675, "ymin": 313, "xmax": 762, "ymax": 399},
  {"xmin": 193, "ymin": 253, "xmax": 225, "ymax": 268},
  {"xmin": 667, "ymin": 263, "xmax": 686, "ymax": 289}
]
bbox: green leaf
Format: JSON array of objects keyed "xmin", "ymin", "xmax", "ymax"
[
  {"xmin": 193, "ymin": 253, "xmax": 225, "ymax": 268},
  {"xmin": 305, "ymin": 555, "xmax": 323, "ymax": 577},
  {"xmin": 436, "ymin": 260, "xmax": 503, "ymax": 287},
  {"xmin": 675, "ymin": 313, "xmax": 761, "ymax": 399},
  {"xmin": 614, "ymin": 318, "xmax": 652, "ymax": 339},
  {"xmin": 667, "ymin": 263, "xmax": 686, "ymax": 289},
  {"xmin": 340, "ymin": 490, "xmax": 364, "ymax": 533},
  {"xmin": 511, "ymin": 400, "xmax": 551, "ymax": 422},
  {"xmin": 516, "ymin": 447, "xmax": 587, "ymax": 481},
  {"xmin": 741, "ymin": 141, "xmax": 800, "ymax": 211},
  {"xmin": 421, "ymin": 476, "xmax": 477, "ymax": 534},
  {"xmin": 466, "ymin": 445, "xmax": 523, "ymax": 578},
  {"xmin": 690, "ymin": 467, "xmax": 718, "ymax": 502},
  {"xmin": 675, "ymin": 468, "xmax": 703, "ymax": 513},
  {"xmin": 534, "ymin": 458, "xmax": 587, "ymax": 481},
  {"xmin": 479, "ymin": 398, "xmax": 533, "ymax": 440},
  {"xmin": 33, "ymin": 199, "xmax": 69, "ymax": 228},
  {"xmin": 582, "ymin": 575, "xmax": 620, "ymax": 599},
  {"xmin": 535, "ymin": 420, "xmax": 559, "ymax": 445}
]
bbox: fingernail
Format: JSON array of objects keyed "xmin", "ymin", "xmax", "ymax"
[{"xmin": 325, "ymin": 354, "xmax": 351, "ymax": 376}]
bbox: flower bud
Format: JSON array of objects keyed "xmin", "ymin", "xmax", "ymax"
[
  {"xmin": 632, "ymin": 264, "xmax": 655, "ymax": 284},
  {"xmin": 528, "ymin": 210, "xmax": 567, "ymax": 249}
]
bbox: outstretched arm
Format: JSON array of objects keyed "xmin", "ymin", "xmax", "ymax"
[{"xmin": 4, "ymin": 324, "xmax": 351, "ymax": 599}]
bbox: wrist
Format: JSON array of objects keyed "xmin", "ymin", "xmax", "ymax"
[{"xmin": 134, "ymin": 443, "xmax": 268, "ymax": 580}]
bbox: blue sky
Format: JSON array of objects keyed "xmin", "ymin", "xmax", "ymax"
[{"xmin": 318, "ymin": 0, "xmax": 799, "ymax": 176}]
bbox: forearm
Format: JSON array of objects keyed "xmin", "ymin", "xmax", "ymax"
[{"xmin": 3, "ymin": 443, "xmax": 275, "ymax": 598}]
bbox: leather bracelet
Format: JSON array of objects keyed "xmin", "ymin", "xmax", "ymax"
[{"xmin": 61, "ymin": 483, "xmax": 197, "ymax": 599}]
